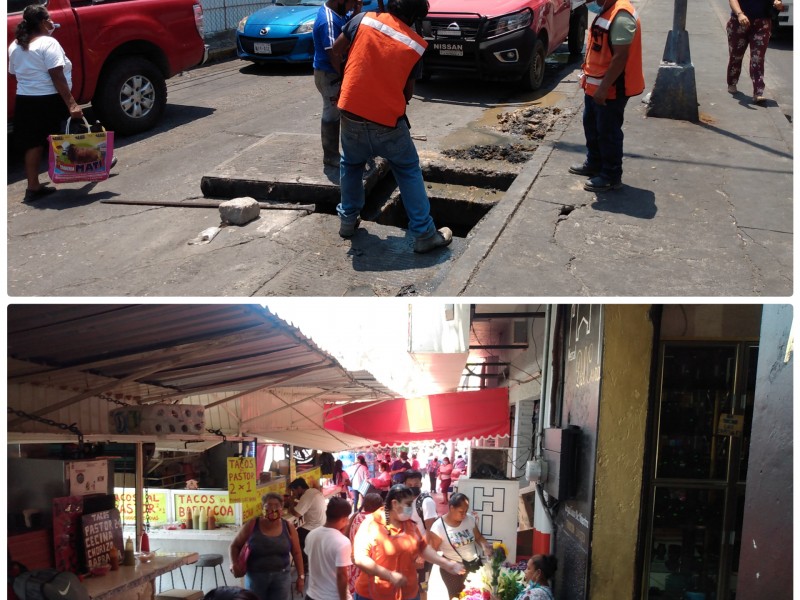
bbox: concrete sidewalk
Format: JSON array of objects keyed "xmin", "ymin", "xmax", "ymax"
[{"xmin": 436, "ymin": 0, "xmax": 793, "ymax": 296}]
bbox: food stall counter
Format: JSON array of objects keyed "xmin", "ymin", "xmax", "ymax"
[{"xmin": 82, "ymin": 552, "xmax": 198, "ymax": 600}]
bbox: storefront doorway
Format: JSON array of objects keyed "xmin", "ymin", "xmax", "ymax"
[{"xmin": 642, "ymin": 342, "xmax": 758, "ymax": 600}]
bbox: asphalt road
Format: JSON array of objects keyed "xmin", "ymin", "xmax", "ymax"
[{"xmin": 6, "ymin": 49, "xmax": 580, "ymax": 296}]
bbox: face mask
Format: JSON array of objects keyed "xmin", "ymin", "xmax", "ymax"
[
  {"xmin": 398, "ymin": 505, "xmax": 414, "ymax": 521},
  {"xmin": 409, "ymin": 486, "xmax": 422, "ymax": 496},
  {"xmin": 265, "ymin": 509, "xmax": 281, "ymax": 521}
]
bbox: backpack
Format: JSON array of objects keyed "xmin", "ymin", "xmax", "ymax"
[
  {"xmin": 415, "ymin": 492, "xmax": 432, "ymax": 523},
  {"xmin": 13, "ymin": 569, "xmax": 89, "ymax": 600}
]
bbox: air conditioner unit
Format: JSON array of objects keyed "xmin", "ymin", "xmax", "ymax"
[{"xmin": 467, "ymin": 447, "xmax": 510, "ymax": 479}]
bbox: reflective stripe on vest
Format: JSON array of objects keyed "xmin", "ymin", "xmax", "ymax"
[
  {"xmin": 338, "ymin": 12, "xmax": 427, "ymax": 127},
  {"xmin": 581, "ymin": 0, "xmax": 644, "ymax": 100}
]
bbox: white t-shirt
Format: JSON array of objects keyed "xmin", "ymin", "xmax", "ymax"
[
  {"xmin": 349, "ymin": 463, "xmax": 369, "ymax": 488},
  {"xmin": 304, "ymin": 526, "xmax": 353, "ymax": 600},
  {"xmin": 9, "ymin": 35, "xmax": 72, "ymax": 96},
  {"xmin": 410, "ymin": 494, "xmax": 438, "ymax": 537},
  {"xmin": 296, "ymin": 487, "xmax": 327, "ymax": 530},
  {"xmin": 429, "ymin": 514, "xmax": 479, "ymax": 562}
]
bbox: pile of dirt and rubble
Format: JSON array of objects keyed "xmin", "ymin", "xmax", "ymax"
[
  {"xmin": 441, "ymin": 144, "xmax": 533, "ymax": 164},
  {"xmin": 496, "ymin": 105, "xmax": 568, "ymax": 140}
]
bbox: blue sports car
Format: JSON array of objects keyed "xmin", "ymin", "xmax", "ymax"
[{"xmin": 236, "ymin": 0, "xmax": 378, "ymax": 64}]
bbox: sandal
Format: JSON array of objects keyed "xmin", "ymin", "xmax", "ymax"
[{"xmin": 23, "ymin": 185, "xmax": 57, "ymax": 202}]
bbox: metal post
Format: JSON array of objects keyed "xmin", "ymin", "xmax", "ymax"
[
  {"xmin": 135, "ymin": 442, "xmax": 144, "ymax": 552},
  {"xmin": 646, "ymin": 0, "xmax": 699, "ymax": 121}
]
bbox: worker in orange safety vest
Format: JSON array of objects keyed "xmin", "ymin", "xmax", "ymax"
[{"xmin": 569, "ymin": 0, "xmax": 644, "ymax": 193}]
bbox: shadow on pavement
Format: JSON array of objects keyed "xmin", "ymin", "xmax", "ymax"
[
  {"xmin": 348, "ymin": 229, "xmax": 453, "ymax": 272},
  {"xmin": 591, "ymin": 185, "xmax": 657, "ymax": 219},
  {"xmin": 20, "ymin": 188, "xmax": 121, "ymax": 210}
]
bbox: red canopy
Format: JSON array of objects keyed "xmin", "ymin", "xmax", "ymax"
[{"xmin": 324, "ymin": 388, "xmax": 509, "ymax": 445}]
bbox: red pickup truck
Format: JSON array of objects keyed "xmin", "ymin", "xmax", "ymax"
[
  {"xmin": 420, "ymin": 0, "xmax": 588, "ymax": 90},
  {"xmin": 7, "ymin": 0, "xmax": 209, "ymax": 135}
]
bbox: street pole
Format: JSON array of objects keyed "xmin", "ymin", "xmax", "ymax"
[{"xmin": 646, "ymin": 0, "xmax": 699, "ymax": 121}]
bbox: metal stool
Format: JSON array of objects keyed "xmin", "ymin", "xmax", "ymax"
[
  {"xmin": 191, "ymin": 554, "xmax": 227, "ymax": 589},
  {"xmin": 158, "ymin": 565, "xmax": 188, "ymax": 592}
]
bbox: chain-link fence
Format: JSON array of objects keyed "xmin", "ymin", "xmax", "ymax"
[{"xmin": 203, "ymin": 0, "xmax": 274, "ymax": 35}]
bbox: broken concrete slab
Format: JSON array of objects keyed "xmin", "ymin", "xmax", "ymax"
[
  {"xmin": 220, "ymin": 196, "xmax": 260, "ymax": 225},
  {"xmin": 200, "ymin": 132, "xmax": 389, "ymax": 209}
]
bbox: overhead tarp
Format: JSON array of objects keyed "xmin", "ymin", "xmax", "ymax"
[{"xmin": 324, "ymin": 388, "xmax": 509, "ymax": 445}]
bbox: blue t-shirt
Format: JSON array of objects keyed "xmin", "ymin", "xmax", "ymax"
[{"xmin": 313, "ymin": 5, "xmax": 350, "ymax": 72}]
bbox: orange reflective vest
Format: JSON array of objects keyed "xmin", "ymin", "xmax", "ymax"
[
  {"xmin": 338, "ymin": 12, "xmax": 427, "ymax": 127},
  {"xmin": 581, "ymin": 0, "xmax": 644, "ymax": 100}
]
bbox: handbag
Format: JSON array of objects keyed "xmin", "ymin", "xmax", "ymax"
[
  {"xmin": 48, "ymin": 117, "xmax": 114, "ymax": 184},
  {"xmin": 233, "ymin": 518, "xmax": 258, "ymax": 578},
  {"xmin": 440, "ymin": 517, "xmax": 484, "ymax": 573}
]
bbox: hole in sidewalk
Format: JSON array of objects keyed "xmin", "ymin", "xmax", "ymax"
[{"xmin": 560, "ymin": 205, "xmax": 575, "ymax": 217}]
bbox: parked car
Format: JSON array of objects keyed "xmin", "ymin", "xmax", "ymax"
[
  {"xmin": 419, "ymin": 0, "xmax": 588, "ymax": 90},
  {"xmin": 7, "ymin": 0, "xmax": 208, "ymax": 135},
  {"xmin": 236, "ymin": 0, "xmax": 378, "ymax": 65}
]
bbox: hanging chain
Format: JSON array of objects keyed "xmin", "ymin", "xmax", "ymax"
[
  {"xmin": 207, "ymin": 428, "xmax": 227, "ymax": 442},
  {"xmin": 8, "ymin": 407, "xmax": 84, "ymax": 451},
  {"xmin": 98, "ymin": 393, "xmax": 133, "ymax": 406}
]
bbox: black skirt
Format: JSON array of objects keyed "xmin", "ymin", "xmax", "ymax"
[{"xmin": 13, "ymin": 94, "xmax": 69, "ymax": 152}]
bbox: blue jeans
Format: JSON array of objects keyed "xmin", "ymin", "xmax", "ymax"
[
  {"xmin": 246, "ymin": 568, "xmax": 291, "ymax": 600},
  {"xmin": 338, "ymin": 114, "xmax": 436, "ymax": 238},
  {"xmin": 582, "ymin": 93, "xmax": 629, "ymax": 183},
  {"xmin": 355, "ymin": 594, "xmax": 420, "ymax": 600}
]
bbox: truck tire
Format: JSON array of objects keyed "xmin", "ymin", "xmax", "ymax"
[
  {"xmin": 94, "ymin": 57, "xmax": 167, "ymax": 136},
  {"xmin": 568, "ymin": 4, "xmax": 588, "ymax": 56},
  {"xmin": 521, "ymin": 38, "xmax": 546, "ymax": 91}
]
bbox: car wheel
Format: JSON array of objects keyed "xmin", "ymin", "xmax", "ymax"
[
  {"xmin": 521, "ymin": 38, "xmax": 546, "ymax": 91},
  {"xmin": 568, "ymin": 4, "xmax": 588, "ymax": 56},
  {"xmin": 93, "ymin": 56, "xmax": 167, "ymax": 135}
]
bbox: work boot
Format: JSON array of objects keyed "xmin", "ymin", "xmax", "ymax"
[
  {"xmin": 414, "ymin": 227, "xmax": 453, "ymax": 253},
  {"xmin": 339, "ymin": 217, "xmax": 361, "ymax": 238},
  {"xmin": 584, "ymin": 175, "xmax": 622, "ymax": 192},
  {"xmin": 568, "ymin": 161, "xmax": 600, "ymax": 177},
  {"xmin": 321, "ymin": 120, "xmax": 340, "ymax": 168}
]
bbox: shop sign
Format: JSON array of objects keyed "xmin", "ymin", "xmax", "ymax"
[
  {"xmin": 173, "ymin": 492, "xmax": 236, "ymax": 524},
  {"xmin": 227, "ymin": 457, "xmax": 258, "ymax": 503},
  {"xmin": 718, "ymin": 414, "xmax": 745, "ymax": 436},
  {"xmin": 82, "ymin": 509, "xmax": 123, "ymax": 568},
  {"xmin": 241, "ymin": 479, "xmax": 288, "ymax": 521},
  {"xmin": 114, "ymin": 489, "xmax": 169, "ymax": 525},
  {"xmin": 68, "ymin": 460, "xmax": 109, "ymax": 497}
]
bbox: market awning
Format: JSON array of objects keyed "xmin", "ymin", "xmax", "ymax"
[{"xmin": 324, "ymin": 388, "xmax": 510, "ymax": 445}]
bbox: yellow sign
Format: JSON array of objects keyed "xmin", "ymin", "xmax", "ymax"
[
  {"xmin": 228, "ymin": 457, "xmax": 258, "ymax": 503},
  {"xmin": 718, "ymin": 414, "xmax": 745, "ymax": 436},
  {"xmin": 114, "ymin": 489, "xmax": 169, "ymax": 525},
  {"xmin": 173, "ymin": 492, "xmax": 236, "ymax": 524}
]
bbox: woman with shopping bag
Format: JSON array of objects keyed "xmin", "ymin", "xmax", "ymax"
[{"xmin": 9, "ymin": 4, "xmax": 83, "ymax": 202}]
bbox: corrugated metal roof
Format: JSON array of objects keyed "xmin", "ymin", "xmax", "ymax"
[{"xmin": 7, "ymin": 304, "xmax": 393, "ymax": 450}]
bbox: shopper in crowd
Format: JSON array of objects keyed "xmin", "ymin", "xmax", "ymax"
[
  {"xmin": 349, "ymin": 455, "xmax": 370, "ymax": 511},
  {"xmin": 352, "ymin": 484, "xmax": 466, "ymax": 600},
  {"xmin": 515, "ymin": 554, "xmax": 558, "ymax": 600},
  {"xmin": 333, "ymin": 459, "xmax": 351, "ymax": 499},
  {"xmin": 427, "ymin": 493, "xmax": 492, "ymax": 599},
  {"xmin": 453, "ymin": 455, "xmax": 467, "ymax": 471},
  {"xmin": 403, "ymin": 470, "xmax": 438, "ymax": 594},
  {"xmin": 410, "ymin": 454, "xmax": 420, "ymax": 471},
  {"xmin": 726, "ymin": 0, "xmax": 782, "ymax": 104},
  {"xmin": 438, "ymin": 457, "xmax": 453, "ymax": 504},
  {"xmin": 287, "ymin": 477, "xmax": 327, "ymax": 576},
  {"xmin": 390, "ymin": 451, "xmax": 412, "ymax": 485},
  {"xmin": 426, "ymin": 457, "xmax": 439, "ymax": 493},
  {"xmin": 8, "ymin": 4, "xmax": 83, "ymax": 202},
  {"xmin": 369, "ymin": 462, "xmax": 393, "ymax": 493},
  {"xmin": 347, "ymin": 493, "xmax": 384, "ymax": 595},
  {"xmin": 229, "ymin": 492, "xmax": 305, "ymax": 599},
  {"xmin": 305, "ymin": 496, "xmax": 353, "ymax": 600}
]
